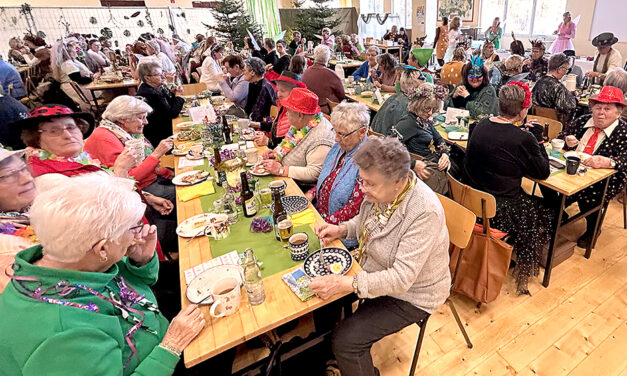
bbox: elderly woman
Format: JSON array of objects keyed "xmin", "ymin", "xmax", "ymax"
[
  {"xmin": 302, "ymin": 45, "xmax": 345, "ymax": 115},
  {"xmin": 243, "ymin": 57, "xmax": 277, "ymax": 122},
  {"xmin": 136, "ymin": 60, "xmax": 185, "ymax": 146},
  {"xmin": 532, "ymin": 53, "xmax": 577, "ymax": 126},
  {"xmin": 481, "ymin": 41, "xmax": 500, "ymax": 69},
  {"xmin": 372, "ymin": 68, "xmax": 425, "ymax": 135},
  {"xmin": 549, "ymin": 11, "xmax": 576, "ymax": 54},
  {"xmin": 260, "ymin": 88, "xmax": 335, "ymax": 186},
  {"xmin": 52, "ymin": 42, "xmax": 99, "ymax": 97},
  {"xmin": 217, "ymin": 55, "xmax": 249, "ymax": 109},
  {"xmin": 498, "ymin": 54, "xmax": 527, "ymax": 89},
  {"xmin": 371, "ymin": 53, "xmax": 398, "ymax": 92},
  {"xmin": 510, "ymin": 37, "xmax": 525, "ymax": 57},
  {"xmin": 253, "ymin": 71, "xmax": 306, "ymax": 148},
  {"xmin": 408, "ymin": 48, "xmax": 435, "ymax": 83},
  {"xmin": 522, "ymin": 40, "xmax": 548, "ymax": 82},
  {"xmin": 289, "ymin": 54, "xmax": 307, "ymax": 75},
  {"xmin": 86, "ymin": 39, "xmax": 110, "ymax": 73},
  {"xmin": 444, "ymin": 59, "xmax": 499, "ymax": 118},
  {"xmin": 200, "ymin": 45, "xmax": 225, "ymax": 91},
  {"xmin": 305, "ymin": 102, "xmax": 368, "ymax": 247},
  {"xmin": 310, "ymin": 136, "xmax": 450, "ymax": 376},
  {"xmin": 352, "ymin": 45, "xmax": 380, "ymax": 80},
  {"xmin": 465, "ymin": 82, "xmax": 552, "ymax": 294},
  {"xmin": 585, "ymin": 33, "xmax": 623, "ymax": 85},
  {"xmin": 0, "ymin": 148, "xmax": 37, "ymax": 292},
  {"xmin": 8, "ymin": 37, "xmax": 35, "ymax": 65},
  {"xmin": 440, "ymin": 46, "xmax": 467, "ymax": 86},
  {"xmin": 545, "ymin": 86, "xmax": 627, "ymax": 247},
  {"xmin": 146, "ymin": 39, "xmax": 177, "ymax": 74},
  {"xmin": 395, "ymin": 83, "xmax": 451, "ymax": 194},
  {"xmin": 604, "ymin": 68, "xmax": 627, "ymax": 120},
  {"xmin": 0, "ymin": 174, "xmax": 205, "ymax": 375}
]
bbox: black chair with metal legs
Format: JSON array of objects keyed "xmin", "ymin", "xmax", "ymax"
[{"xmin": 408, "ymin": 194, "xmax": 475, "ymax": 375}]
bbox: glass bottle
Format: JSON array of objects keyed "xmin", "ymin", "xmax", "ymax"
[
  {"xmin": 222, "ymin": 115, "xmax": 233, "ymax": 145},
  {"xmin": 213, "ymin": 147, "xmax": 227, "ymax": 186},
  {"xmin": 242, "ymin": 248, "xmax": 265, "ymax": 306},
  {"xmin": 272, "ymin": 191, "xmax": 286, "ymax": 241},
  {"xmin": 240, "ymin": 172, "xmax": 257, "ymax": 217}
]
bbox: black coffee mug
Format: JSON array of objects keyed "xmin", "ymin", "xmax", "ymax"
[{"xmin": 566, "ymin": 156, "xmax": 581, "ymax": 175}]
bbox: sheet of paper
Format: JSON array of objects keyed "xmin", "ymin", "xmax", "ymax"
[
  {"xmin": 189, "ymin": 105, "xmax": 216, "ymax": 123},
  {"xmin": 445, "ymin": 107, "xmax": 470, "ymax": 124},
  {"xmin": 178, "ymin": 158, "xmax": 205, "ymax": 168}
]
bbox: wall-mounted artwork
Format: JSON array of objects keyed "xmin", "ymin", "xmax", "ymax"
[{"xmin": 437, "ymin": 0, "xmax": 474, "ymax": 22}]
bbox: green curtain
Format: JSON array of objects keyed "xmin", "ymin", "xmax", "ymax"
[{"xmin": 246, "ymin": 0, "xmax": 282, "ymax": 38}]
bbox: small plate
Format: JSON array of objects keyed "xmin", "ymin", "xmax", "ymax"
[
  {"xmin": 173, "ymin": 170, "xmax": 210, "ymax": 186},
  {"xmin": 564, "ymin": 151, "xmax": 592, "ymax": 160},
  {"xmin": 271, "ymin": 195, "xmax": 309, "ymax": 214},
  {"xmin": 303, "ymin": 247, "xmax": 353, "ymax": 278},
  {"xmin": 186, "ymin": 150, "xmax": 205, "ymax": 160},
  {"xmin": 250, "ymin": 163, "xmax": 270, "ymax": 176},
  {"xmin": 177, "ymin": 121, "xmax": 195, "ymax": 130},
  {"xmin": 448, "ymin": 131, "xmax": 469, "ymax": 141},
  {"xmin": 186, "ymin": 264, "xmax": 243, "ymax": 304},
  {"xmin": 177, "ymin": 213, "xmax": 218, "ymax": 238},
  {"xmin": 172, "ymin": 142, "xmax": 200, "ymax": 156}
]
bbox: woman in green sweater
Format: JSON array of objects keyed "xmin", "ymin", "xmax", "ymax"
[
  {"xmin": 0, "ymin": 174, "xmax": 205, "ymax": 376},
  {"xmin": 444, "ymin": 59, "xmax": 499, "ymax": 118}
]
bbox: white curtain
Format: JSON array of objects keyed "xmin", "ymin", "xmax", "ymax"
[{"xmin": 358, "ymin": 14, "xmax": 401, "ymax": 40}]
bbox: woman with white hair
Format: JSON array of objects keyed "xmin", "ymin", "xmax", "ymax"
[
  {"xmin": 0, "ymin": 174, "xmax": 205, "ymax": 375},
  {"xmin": 301, "ymin": 45, "xmax": 345, "ymax": 115},
  {"xmin": 146, "ymin": 39, "xmax": 177, "ymax": 74},
  {"xmin": 352, "ymin": 45, "xmax": 380, "ymax": 80},
  {"xmin": 604, "ymin": 68, "xmax": 627, "ymax": 120},
  {"xmin": 306, "ymin": 101, "xmax": 368, "ymax": 248}
]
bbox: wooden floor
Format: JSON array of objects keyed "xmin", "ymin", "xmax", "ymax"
[{"xmin": 371, "ymin": 197, "xmax": 627, "ymax": 376}]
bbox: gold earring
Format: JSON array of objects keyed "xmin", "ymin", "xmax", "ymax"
[{"xmin": 99, "ymin": 251, "xmax": 108, "ymax": 262}]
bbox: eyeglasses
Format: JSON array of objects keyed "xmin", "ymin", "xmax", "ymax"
[
  {"xmin": 38, "ymin": 123, "xmax": 81, "ymax": 137},
  {"xmin": 336, "ymin": 127, "xmax": 363, "ymax": 140},
  {"xmin": 0, "ymin": 164, "xmax": 30, "ymax": 184},
  {"xmin": 129, "ymin": 223, "xmax": 144, "ymax": 235}
]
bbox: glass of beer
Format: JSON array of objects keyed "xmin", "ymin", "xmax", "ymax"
[
  {"xmin": 260, "ymin": 188, "xmax": 273, "ymax": 207},
  {"xmin": 278, "ymin": 218, "xmax": 293, "ymax": 246}
]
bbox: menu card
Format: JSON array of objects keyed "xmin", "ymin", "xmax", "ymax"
[{"xmin": 183, "ymin": 250, "xmax": 240, "ymax": 284}]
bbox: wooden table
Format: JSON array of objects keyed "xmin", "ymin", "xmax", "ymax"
[
  {"xmin": 172, "ymin": 116, "xmax": 359, "ymax": 368},
  {"xmin": 328, "ymin": 59, "xmax": 363, "ymax": 69},
  {"xmin": 345, "ymin": 93, "xmax": 381, "ymax": 112},
  {"xmin": 85, "ymin": 79, "xmax": 139, "ymax": 111},
  {"xmin": 436, "ymin": 127, "xmax": 467, "ymax": 149},
  {"xmin": 529, "ymin": 167, "xmax": 616, "ymax": 287}
]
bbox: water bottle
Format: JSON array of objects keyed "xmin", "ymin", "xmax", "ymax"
[{"xmin": 242, "ymin": 248, "xmax": 265, "ymax": 305}]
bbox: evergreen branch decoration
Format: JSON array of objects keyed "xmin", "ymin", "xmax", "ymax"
[
  {"xmin": 291, "ymin": 0, "xmax": 341, "ymax": 42},
  {"xmin": 206, "ymin": 0, "xmax": 263, "ymax": 49}
]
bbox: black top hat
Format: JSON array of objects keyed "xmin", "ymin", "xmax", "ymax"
[{"xmin": 592, "ymin": 32, "xmax": 618, "ymax": 47}]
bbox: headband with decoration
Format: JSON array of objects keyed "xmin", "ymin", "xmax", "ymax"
[
  {"xmin": 506, "ymin": 81, "xmax": 532, "ymax": 108},
  {"xmin": 530, "ymin": 39, "xmax": 545, "ymax": 50},
  {"xmin": 406, "ymin": 84, "xmax": 448, "ymax": 102},
  {"xmin": 468, "ymin": 56, "xmax": 485, "ymax": 78}
]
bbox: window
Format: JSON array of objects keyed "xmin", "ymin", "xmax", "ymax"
[
  {"xmin": 392, "ymin": 0, "xmax": 412, "ymax": 29},
  {"xmin": 480, "ymin": 0, "xmax": 567, "ymax": 37},
  {"xmin": 360, "ymin": 0, "xmax": 383, "ymax": 14}
]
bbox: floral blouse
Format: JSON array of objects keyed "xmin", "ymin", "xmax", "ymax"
[{"xmin": 315, "ymin": 163, "xmax": 365, "ymax": 225}]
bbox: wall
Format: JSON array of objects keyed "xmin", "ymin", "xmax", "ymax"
[{"xmin": 2, "ymin": 0, "xmax": 197, "ymax": 6}]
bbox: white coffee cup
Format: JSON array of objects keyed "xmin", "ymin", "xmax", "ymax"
[
  {"xmin": 209, "ymin": 276, "xmax": 241, "ymax": 318},
  {"xmin": 238, "ymin": 119, "xmax": 250, "ymax": 129},
  {"xmin": 551, "ymin": 138, "xmax": 565, "ymax": 153},
  {"xmin": 124, "ymin": 139, "xmax": 144, "ymax": 164}
]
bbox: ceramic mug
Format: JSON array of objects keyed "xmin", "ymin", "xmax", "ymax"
[
  {"xmin": 289, "ymin": 233, "xmax": 309, "ymax": 261},
  {"xmin": 209, "ymin": 276, "xmax": 241, "ymax": 318},
  {"xmin": 269, "ymin": 180, "xmax": 287, "ymax": 197},
  {"xmin": 551, "ymin": 139, "xmax": 565, "ymax": 153}
]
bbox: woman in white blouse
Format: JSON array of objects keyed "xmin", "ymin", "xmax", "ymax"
[
  {"xmin": 146, "ymin": 40, "xmax": 177, "ymax": 75},
  {"xmin": 200, "ymin": 45, "xmax": 226, "ymax": 92},
  {"xmin": 86, "ymin": 39, "xmax": 110, "ymax": 73}
]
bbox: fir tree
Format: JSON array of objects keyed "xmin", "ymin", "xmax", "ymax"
[
  {"xmin": 206, "ymin": 0, "xmax": 263, "ymax": 49},
  {"xmin": 291, "ymin": 0, "xmax": 341, "ymax": 43}
]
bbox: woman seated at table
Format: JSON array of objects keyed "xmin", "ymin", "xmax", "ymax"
[
  {"xmin": 252, "ymin": 71, "xmax": 306, "ymax": 148},
  {"xmin": 371, "ymin": 53, "xmax": 398, "ymax": 92},
  {"xmin": 585, "ymin": 32, "xmax": 623, "ymax": 85},
  {"xmin": 305, "ymin": 102, "xmax": 368, "ymax": 247},
  {"xmin": 23, "ymin": 34, "xmax": 51, "ymax": 77},
  {"xmin": 289, "ymin": 54, "xmax": 307, "ymax": 75},
  {"xmin": 407, "ymin": 48, "xmax": 435, "ymax": 83},
  {"xmin": 0, "ymin": 174, "xmax": 205, "ymax": 375},
  {"xmin": 260, "ymin": 88, "xmax": 334, "ymax": 187},
  {"xmin": 352, "ymin": 46, "xmax": 380, "ymax": 81},
  {"xmin": 497, "ymin": 54, "xmax": 528, "ymax": 91},
  {"xmin": 271, "ymin": 39, "xmax": 291, "ymax": 75},
  {"xmin": 563, "ymin": 50, "xmax": 583, "ymax": 89},
  {"xmin": 217, "ymin": 55, "xmax": 249, "ymax": 109},
  {"xmin": 522, "ymin": 40, "xmax": 548, "ymax": 82},
  {"xmin": 481, "ymin": 41, "xmax": 500, "ymax": 69},
  {"xmin": 136, "ymin": 60, "xmax": 185, "ymax": 146},
  {"xmin": 532, "ymin": 53, "xmax": 578, "ymax": 126},
  {"xmin": 52, "ymin": 41, "xmax": 99, "ymax": 95},
  {"xmin": 8, "ymin": 37, "xmax": 35, "ymax": 65},
  {"xmin": 0, "ymin": 147, "xmax": 37, "ymax": 293},
  {"xmin": 444, "ymin": 58, "xmax": 499, "ymax": 118},
  {"xmin": 510, "ymin": 37, "xmax": 525, "ymax": 57},
  {"xmin": 310, "ymin": 136, "xmax": 451, "ymax": 376},
  {"xmin": 395, "ymin": 83, "xmax": 451, "ymax": 194},
  {"xmin": 301, "ymin": 45, "xmax": 345, "ymax": 115},
  {"xmin": 464, "ymin": 82, "xmax": 553, "ymax": 294},
  {"xmin": 372, "ymin": 67, "xmax": 426, "ymax": 135},
  {"xmin": 604, "ymin": 68, "xmax": 627, "ymax": 120},
  {"xmin": 146, "ymin": 39, "xmax": 177, "ymax": 75},
  {"xmin": 86, "ymin": 39, "xmax": 110, "ymax": 73},
  {"xmin": 243, "ymin": 57, "xmax": 277, "ymax": 123},
  {"xmin": 340, "ymin": 35, "xmax": 358, "ymax": 59},
  {"xmin": 200, "ymin": 45, "xmax": 226, "ymax": 92},
  {"xmin": 545, "ymin": 86, "xmax": 627, "ymax": 248},
  {"xmin": 440, "ymin": 47, "xmax": 467, "ymax": 86}
]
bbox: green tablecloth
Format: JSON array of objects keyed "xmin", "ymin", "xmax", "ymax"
[{"xmin": 187, "ymin": 161, "xmax": 321, "ymax": 278}]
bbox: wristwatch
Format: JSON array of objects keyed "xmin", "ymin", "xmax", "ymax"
[
  {"xmin": 279, "ymin": 166, "xmax": 285, "ymax": 176},
  {"xmin": 610, "ymin": 158, "xmax": 617, "ymax": 168},
  {"xmin": 352, "ymin": 275, "xmax": 358, "ymax": 294}
]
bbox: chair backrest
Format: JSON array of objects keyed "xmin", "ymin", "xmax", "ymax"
[
  {"xmin": 191, "ymin": 71, "xmax": 200, "ymax": 83},
  {"xmin": 182, "ymin": 83, "xmax": 207, "ymax": 95},
  {"xmin": 68, "ymin": 81, "xmax": 91, "ymax": 104},
  {"xmin": 531, "ymin": 106, "xmax": 558, "ymax": 121},
  {"xmin": 447, "ymin": 172, "xmax": 497, "ymax": 222},
  {"xmin": 327, "ymin": 98, "xmax": 339, "ymax": 112},
  {"xmin": 436, "ymin": 193, "xmax": 476, "ymax": 249},
  {"xmin": 270, "ymin": 105, "xmax": 279, "ymax": 119},
  {"xmin": 527, "ymin": 114, "xmax": 563, "ymax": 140},
  {"xmin": 367, "ymin": 129, "xmax": 384, "ymax": 138}
]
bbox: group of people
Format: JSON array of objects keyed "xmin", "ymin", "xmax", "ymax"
[{"xmin": 0, "ymin": 18, "xmax": 626, "ymax": 376}]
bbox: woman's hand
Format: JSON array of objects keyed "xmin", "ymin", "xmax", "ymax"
[
  {"xmin": 585, "ymin": 71, "xmax": 600, "ymax": 78},
  {"xmin": 262, "ymin": 149, "xmax": 276, "ymax": 160},
  {"xmin": 309, "ymin": 275, "xmax": 353, "ymax": 300},
  {"xmin": 438, "ymin": 153, "xmax": 451, "ymax": 171},
  {"xmin": 162, "ymin": 304, "xmax": 206, "ymax": 353},
  {"xmin": 458, "ymin": 86, "xmax": 470, "ymax": 98},
  {"xmin": 254, "ymin": 133, "xmax": 269, "ymax": 147},
  {"xmin": 126, "ymin": 224, "xmax": 157, "ymax": 266},
  {"xmin": 314, "ymin": 222, "xmax": 345, "ymax": 245},
  {"xmin": 413, "ymin": 160, "xmax": 431, "ymax": 180},
  {"xmin": 523, "ymin": 59, "xmax": 532, "ymax": 67},
  {"xmin": 261, "ymin": 159, "xmax": 282, "ymax": 175},
  {"xmin": 173, "ymin": 85, "xmax": 184, "ymax": 96},
  {"xmin": 145, "ymin": 194, "xmax": 174, "ymax": 215},
  {"xmin": 113, "ymin": 148, "xmax": 137, "ymax": 177},
  {"xmin": 374, "ymin": 80, "xmax": 382, "ymax": 88},
  {"xmin": 304, "ymin": 188, "xmax": 315, "ymax": 201},
  {"xmin": 153, "ymin": 138, "xmax": 174, "ymax": 159},
  {"xmin": 583, "ymin": 155, "xmax": 612, "ymax": 169},
  {"xmin": 565, "ymin": 135, "xmax": 579, "ymax": 148}
]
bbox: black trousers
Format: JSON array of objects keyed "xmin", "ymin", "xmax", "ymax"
[
  {"xmin": 332, "ymin": 296, "xmax": 429, "ymax": 376},
  {"xmin": 144, "ymin": 176, "xmax": 178, "ymax": 253}
]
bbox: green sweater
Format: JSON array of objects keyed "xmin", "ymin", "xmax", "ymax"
[{"xmin": 0, "ymin": 246, "xmax": 179, "ymax": 376}]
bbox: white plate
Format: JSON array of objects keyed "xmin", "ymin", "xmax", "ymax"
[
  {"xmin": 186, "ymin": 264, "xmax": 243, "ymax": 304},
  {"xmin": 177, "ymin": 213, "xmax": 219, "ymax": 238},
  {"xmin": 172, "ymin": 142, "xmax": 201, "ymax": 156},
  {"xmin": 564, "ymin": 151, "xmax": 592, "ymax": 160},
  {"xmin": 172, "ymin": 170, "xmax": 210, "ymax": 186},
  {"xmin": 250, "ymin": 163, "xmax": 270, "ymax": 176},
  {"xmin": 176, "ymin": 121, "xmax": 195, "ymax": 130},
  {"xmin": 448, "ymin": 131, "xmax": 469, "ymax": 141},
  {"xmin": 186, "ymin": 150, "xmax": 205, "ymax": 160}
]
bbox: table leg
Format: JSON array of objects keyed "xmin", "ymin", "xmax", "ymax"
[
  {"xmin": 586, "ymin": 176, "xmax": 611, "ymax": 258},
  {"xmin": 543, "ymin": 193, "xmax": 566, "ymax": 287},
  {"xmin": 90, "ymin": 90, "xmax": 99, "ymax": 112}
]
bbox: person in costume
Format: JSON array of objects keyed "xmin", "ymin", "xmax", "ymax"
[
  {"xmin": 522, "ymin": 39, "xmax": 549, "ymax": 82},
  {"xmin": 549, "ymin": 11, "xmax": 576, "ymax": 54},
  {"xmin": 485, "ymin": 17, "xmax": 503, "ymax": 50},
  {"xmin": 585, "ymin": 32, "xmax": 623, "ymax": 85},
  {"xmin": 444, "ymin": 57, "xmax": 499, "ymax": 118}
]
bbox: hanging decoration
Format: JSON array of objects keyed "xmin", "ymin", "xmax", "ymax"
[
  {"xmin": 100, "ymin": 27, "xmax": 113, "ymax": 39},
  {"xmin": 106, "ymin": 7, "xmax": 122, "ymax": 28},
  {"xmin": 144, "ymin": 8, "xmax": 154, "ymax": 30},
  {"xmin": 123, "ymin": 30, "xmax": 131, "ymax": 37},
  {"xmin": 137, "ymin": 20, "xmax": 144, "ymax": 27},
  {"xmin": 37, "ymin": 30, "xmax": 46, "ymax": 39},
  {"xmin": 89, "ymin": 17, "xmax": 97, "ymax": 24},
  {"xmin": 360, "ymin": 14, "xmax": 373, "ymax": 24},
  {"xmin": 375, "ymin": 14, "xmax": 389, "ymax": 25},
  {"xmin": 19, "ymin": 3, "xmax": 37, "ymax": 34},
  {"xmin": 58, "ymin": 14, "xmax": 71, "ymax": 35},
  {"xmin": 157, "ymin": 27, "xmax": 164, "ymax": 35},
  {"xmin": 131, "ymin": 11, "xmax": 141, "ymax": 18}
]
